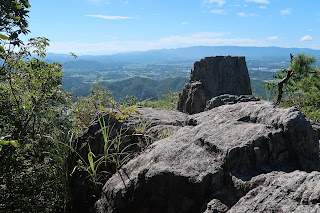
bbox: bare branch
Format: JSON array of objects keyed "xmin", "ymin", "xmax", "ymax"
[{"xmin": 276, "ymin": 54, "xmax": 294, "ymax": 104}]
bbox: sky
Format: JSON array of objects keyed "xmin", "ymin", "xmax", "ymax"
[{"xmin": 25, "ymin": 0, "xmax": 320, "ymax": 55}]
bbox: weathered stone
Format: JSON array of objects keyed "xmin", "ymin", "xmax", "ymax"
[
  {"xmin": 308, "ymin": 119, "xmax": 320, "ymax": 140},
  {"xmin": 178, "ymin": 56, "xmax": 252, "ymax": 114},
  {"xmin": 229, "ymin": 171, "xmax": 320, "ymax": 213},
  {"xmin": 204, "ymin": 199, "xmax": 229, "ymax": 213},
  {"xmin": 94, "ymin": 101, "xmax": 319, "ymax": 213},
  {"xmin": 69, "ymin": 107, "xmax": 189, "ymax": 213},
  {"xmin": 205, "ymin": 94, "xmax": 260, "ymax": 110}
]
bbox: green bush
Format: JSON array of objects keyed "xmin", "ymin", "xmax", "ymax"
[
  {"xmin": 138, "ymin": 90, "xmax": 179, "ymax": 110},
  {"xmin": 264, "ymin": 54, "xmax": 320, "ymax": 122},
  {"xmin": 1, "ymin": 4, "xmax": 75, "ymax": 210}
]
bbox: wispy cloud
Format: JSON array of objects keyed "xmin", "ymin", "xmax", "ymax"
[
  {"xmin": 122, "ymin": 0, "xmax": 129, "ymax": 5},
  {"xmin": 49, "ymin": 32, "xmax": 266, "ymax": 55},
  {"xmin": 281, "ymin": 8, "xmax": 292, "ymax": 15},
  {"xmin": 87, "ymin": 0, "xmax": 110, "ymax": 4},
  {"xmin": 203, "ymin": 0, "xmax": 226, "ymax": 7},
  {"xmin": 85, "ymin": 15, "xmax": 134, "ymax": 20},
  {"xmin": 259, "ymin": 6, "xmax": 267, "ymax": 9},
  {"xmin": 266, "ymin": 36, "xmax": 278, "ymax": 40},
  {"xmin": 190, "ymin": 32, "xmax": 227, "ymax": 38},
  {"xmin": 237, "ymin": 12, "xmax": 257, "ymax": 17},
  {"xmin": 181, "ymin": 22, "xmax": 189, "ymax": 25},
  {"xmin": 245, "ymin": 0, "xmax": 270, "ymax": 4},
  {"xmin": 210, "ymin": 9, "xmax": 226, "ymax": 15},
  {"xmin": 300, "ymin": 35, "xmax": 312, "ymax": 41}
]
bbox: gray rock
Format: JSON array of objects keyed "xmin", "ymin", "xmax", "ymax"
[
  {"xmin": 205, "ymin": 94, "xmax": 260, "ymax": 110},
  {"xmin": 204, "ymin": 199, "xmax": 229, "ymax": 213},
  {"xmin": 308, "ymin": 119, "xmax": 320, "ymax": 140},
  {"xmin": 70, "ymin": 107, "xmax": 189, "ymax": 213},
  {"xmin": 178, "ymin": 56, "xmax": 252, "ymax": 114},
  {"xmin": 94, "ymin": 101, "xmax": 319, "ymax": 213},
  {"xmin": 228, "ymin": 171, "xmax": 320, "ymax": 213}
]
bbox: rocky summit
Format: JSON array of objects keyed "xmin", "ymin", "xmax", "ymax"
[
  {"xmin": 177, "ymin": 56, "xmax": 252, "ymax": 114},
  {"xmin": 93, "ymin": 100, "xmax": 319, "ymax": 213}
]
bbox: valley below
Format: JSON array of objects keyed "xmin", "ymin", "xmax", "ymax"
[{"xmin": 58, "ymin": 46, "xmax": 314, "ymax": 101}]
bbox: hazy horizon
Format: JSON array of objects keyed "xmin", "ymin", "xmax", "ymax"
[{"xmin": 44, "ymin": 45, "xmax": 320, "ymax": 57}]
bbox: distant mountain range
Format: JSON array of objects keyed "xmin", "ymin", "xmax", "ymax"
[{"xmin": 47, "ymin": 46, "xmax": 320, "ymax": 64}]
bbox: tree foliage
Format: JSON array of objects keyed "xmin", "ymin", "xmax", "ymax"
[
  {"xmin": 0, "ymin": 1, "xmax": 75, "ymax": 211},
  {"xmin": 0, "ymin": 38, "xmax": 74, "ymax": 212},
  {"xmin": 264, "ymin": 54, "xmax": 320, "ymax": 122},
  {"xmin": 0, "ymin": 0, "xmax": 31, "ymax": 63}
]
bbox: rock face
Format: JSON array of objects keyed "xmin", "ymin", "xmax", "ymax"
[
  {"xmin": 94, "ymin": 101, "xmax": 319, "ymax": 213},
  {"xmin": 308, "ymin": 119, "xmax": 320, "ymax": 140},
  {"xmin": 177, "ymin": 56, "xmax": 252, "ymax": 114},
  {"xmin": 205, "ymin": 94, "xmax": 260, "ymax": 111},
  {"xmin": 228, "ymin": 171, "xmax": 320, "ymax": 212},
  {"xmin": 69, "ymin": 107, "xmax": 189, "ymax": 213}
]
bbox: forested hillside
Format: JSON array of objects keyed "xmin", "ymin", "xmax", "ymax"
[
  {"xmin": 63, "ymin": 76, "xmax": 272, "ymax": 101},
  {"xmin": 62, "ymin": 76, "xmax": 188, "ymax": 100}
]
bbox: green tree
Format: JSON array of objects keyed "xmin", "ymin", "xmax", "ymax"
[
  {"xmin": 0, "ymin": 1, "xmax": 75, "ymax": 211},
  {"xmin": 0, "ymin": 37, "xmax": 74, "ymax": 212},
  {"xmin": 1, "ymin": 37, "xmax": 71, "ymax": 140},
  {"xmin": 264, "ymin": 54, "xmax": 320, "ymax": 121},
  {"xmin": 0, "ymin": 0, "xmax": 31, "ymax": 64}
]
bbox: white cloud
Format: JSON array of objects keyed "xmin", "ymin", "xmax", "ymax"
[
  {"xmin": 203, "ymin": 0, "xmax": 226, "ymax": 7},
  {"xmin": 300, "ymin": 35, "xmax": 313, "ymax": 41},
  {"xmin": 237, "ymin": 12, "xmax": 256, "ymax": 17},
  {"xmin": 210, "ymin": 9, "xmax": 226, "ymax": 15},
  {"xmin": 87, "ymin": 0, "xmax": 110, "ymax": 4},
  {"xmin": 85, "ymin": 15, "xmax": 134, "ymax": 20},
  {"xmin": 122, "ymin": 0, "xmax": 128, "ymax": 5},
  {"xmin": 48, "ymin": 32, "xmax": 266, "ymax": 55},
  {"xmin": 190, "ymin": 32, "xmax": 227, "ymax": 38},
  {"xmin": 259, "ymin": 6, "xmax": 267, "ymax": 9},
  {"xmin": 266, "ymin": 36, "xmax": 278, "ymax": 40},
  {"xmin": 281, "ymin": 8, "xmax": 292, "ymax": 15},
  {"xmin": 245, "ymin": 0, "xmax": 270, "ymax": 4},
  {"xmin": 181, "ymin": 22, "xmax": 189, "ymax": 25}
]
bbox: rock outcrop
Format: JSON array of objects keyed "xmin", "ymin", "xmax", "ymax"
[
  {"xmin": 177, "ymin": 56, "xmax": 252, "ymax": 114},
  {"xmin": 94, "ymin": 101, "xmax": 319, "ymax": 213},
  {"xmin": 69, "ymin": 107, "xmax": 189, "ymax": 213}
]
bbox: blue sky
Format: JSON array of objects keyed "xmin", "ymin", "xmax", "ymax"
[{"xmin": 26, "ymin": 0, "xmax": 320, "ymax": 55}]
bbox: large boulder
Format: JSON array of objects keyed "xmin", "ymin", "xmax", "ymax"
[
  {"xmin": 69, "ymin": 107, "xmax": 189, "ymax": 213},
  {"xmin": 177, "ymin": 56, "xmax": 252, "ymax": 114},
  {"xmin": 94, "ymin": 101, "xmax": 319, "ymax": 213}
]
